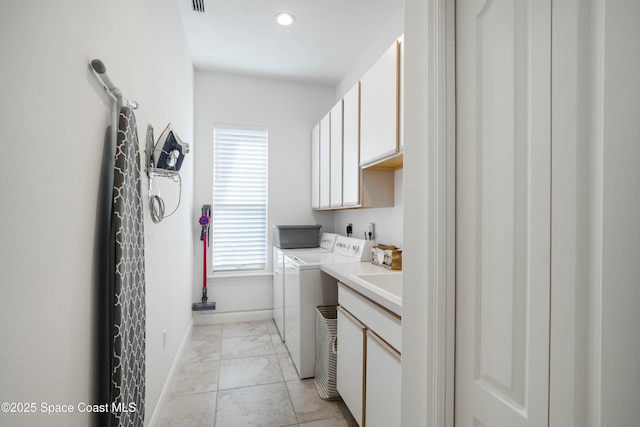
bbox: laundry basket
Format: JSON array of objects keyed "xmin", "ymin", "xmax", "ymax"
[
  {"xmin": 273, "ymin": 225, "xmax": 321, "ymax": 249},
  {"xmin": 314, "ymin": 305, "xmax": 340, "ymax": 400}
]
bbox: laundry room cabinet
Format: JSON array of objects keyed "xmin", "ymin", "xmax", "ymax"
[
  {"xmin": 311, "ymin": 123, "xmax": 320, "ymax": 209},
  {"xmin": 342, "ymin": 82, "xmax": 360, "ymax": 207},
  {"xmin": 337, "ymin": 283, "xmax": 401, "ymax": 426},
  {"xmin": 319, "ymin": 112, "xmax": 330, "ymax": 209},
  {"xmin": 330, "ymin": 100, "xmax": 343, "ymax": 208},
  {"xmin": 311, "ymin": 37, "xmax": 403, "ymax": 211},
  {"xmin": 311, "ymin": 83, "xmax": 395, "ymax": 211},
  {"xmin": 337, "ymin": 305, "xmax": 366, "ymax": 427},
  {"xmin": 310, "ymin": 114, "xmax": 331, "ymax": 211},
  {"xmin": 360, "ymin": 38, "xmax": 402, "ymax": 168},
  {"xmin": 365, "ymin": 330, "xmax": 401, "ymax": 427}
]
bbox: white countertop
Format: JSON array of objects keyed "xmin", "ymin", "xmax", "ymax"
[{"xmin": 320, "ymin": 262, "xmax": 402, "ymax": 316}]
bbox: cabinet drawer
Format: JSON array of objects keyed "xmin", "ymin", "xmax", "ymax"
[{"xmin": 338, "ymin": 283, "xmax": 402, "ymax": 352}]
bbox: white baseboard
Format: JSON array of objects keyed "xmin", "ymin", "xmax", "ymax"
[
  {"xmin": 192, "ymin": 309, "xmax": 273, "ymax": 325},
  {"xmin": 147, "ymin": 318, "xmax": 193, "ymax": 427}
]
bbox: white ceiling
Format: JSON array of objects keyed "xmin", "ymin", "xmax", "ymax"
[{"xmin": 176, "ymin": 0, "xmax": 404, "ymax": 86}]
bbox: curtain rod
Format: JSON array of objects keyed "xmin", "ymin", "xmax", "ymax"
[{"xmin": 90, "ymin": 59, "xmax": 138, "ymax": 109}]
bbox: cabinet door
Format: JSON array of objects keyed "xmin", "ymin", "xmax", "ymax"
[
  {"xmin": 366, "ymin": 330, "xmax": 401, "ymax": 427},
  {"xmin": 343, "ymin": 83, "xmax": 360, "ymax": 207},
  {"xmin": 330, "ymin": 100, "xmax": 343, "ymax": 208},
  {"xmin": 360, "ymin": 40, "xmax": 399, "ymax": 167},
  {"xmin": 337, "ymin": 306, "xmax": 366, "ymax": 426},
  {"xmin": 319, "ymin": 113, "xmax": 331, "ymax": 208},
  {"xmin": 311, "ymin": 123, "xmax": 320, "ymax": 209}
]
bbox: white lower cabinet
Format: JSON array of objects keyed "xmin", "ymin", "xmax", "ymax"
[
  {"xmin": 337, "ymin": 306, "xmax": 365, "ymax": 427},
  {"xmin": 337, "ymin": 283, "xmax": 401, "ymax": 426},
  {"xmin": 365, "ymin": 330, "xmax": 401, "ymax": 427}
]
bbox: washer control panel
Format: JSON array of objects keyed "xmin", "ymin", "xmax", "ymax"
[{"xmin": 333, "ymin": 236, "xmax": 373, "ymax": 261}]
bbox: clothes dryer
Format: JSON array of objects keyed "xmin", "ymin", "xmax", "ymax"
[{"xmin": 272, "ymin": 233, "xmax": 336, "ymax": 342}]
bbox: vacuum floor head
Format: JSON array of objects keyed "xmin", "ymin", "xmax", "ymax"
[{"xmin": 192, "ymin": 301, "xmax": 216, "ymax": 311}]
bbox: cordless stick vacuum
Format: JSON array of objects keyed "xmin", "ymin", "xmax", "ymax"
[{"xmin": 192, "ymin": 205, "xmax": 216, "ymax": 311}]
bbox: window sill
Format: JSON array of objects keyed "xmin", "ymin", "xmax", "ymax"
[{"xmin": 209, "ymin": 270, "xmax": 273, "ymax": 280}]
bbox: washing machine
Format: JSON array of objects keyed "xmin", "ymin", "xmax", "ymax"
[{"xmin": 283, "ymin": 236, "xmax": 373, "ymax": 378}]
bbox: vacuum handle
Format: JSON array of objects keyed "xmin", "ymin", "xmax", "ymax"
[{"xmin": 200, "ymin": 204, "xmax": 212, "ymax": 246}]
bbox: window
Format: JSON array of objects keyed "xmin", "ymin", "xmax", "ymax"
[{"xmin": 212, "ymin": 125, "xmax": 268, "ymax": 271}]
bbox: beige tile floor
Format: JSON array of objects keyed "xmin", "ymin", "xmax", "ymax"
[{"xmin": 157, "ymin": 320, "xmax": 358, "ymax": 427}]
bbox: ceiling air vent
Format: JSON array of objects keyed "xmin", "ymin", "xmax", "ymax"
[{"xmin": 192, "ymin": 0, "xmax": 205, "ymax": 13}]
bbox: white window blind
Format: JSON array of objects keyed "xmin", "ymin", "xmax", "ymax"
[{"xmin": 212, "ymin": 125, "xmax": 268, "ymax": 271}]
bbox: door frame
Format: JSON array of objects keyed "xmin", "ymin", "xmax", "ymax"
[{"xmin": 401, "ymin": 0, "xmax": 456, "ymax": 426}]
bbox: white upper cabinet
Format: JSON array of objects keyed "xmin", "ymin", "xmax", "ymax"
[
  {"xmin": 360, "ymin": 39, "xmax": 400, "ymax": 167},
  {"xmin": 319, "ymin": 113, "xmax": 331, "ymax": 209},
  {"xmin": 311, "ymin": 123, "xmax": 320, "ymax": 209},
  {"xmin": 312, "ymin": 83, "xmax": 394, "ymax": 211},
  {"xmin": 311, "ymin": 35, "xmax": 403, "ymax": 210},
  {"xmin": 342, "ymin": 83, "xmax": 360, "ymax": 207},
  {"xmin": 330, "ymin": 100, "xmax": 343, "ymax": 208}
]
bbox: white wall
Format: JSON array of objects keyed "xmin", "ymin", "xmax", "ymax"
[
  {"xmin": 0, "ymin": 1, "xmax": 194, "ymax": 425},
  {"xmin": 193, "ymin": 71, "xmax": 335, "ymax": 317},
  {"xmin": 335, "ymin": 7, "xmax": 404, "ymax": 100},
  {"xmin": 333, "ymin": 169, "xmax": 404, "ymax": 247}
]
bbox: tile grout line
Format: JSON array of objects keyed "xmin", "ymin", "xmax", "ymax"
[
  {"xmin": 170, "ymin": 320, "xmax": 350, "ymax": 427},
  {"xmin": 215, "ymin": 321, "xmax": 282, "ymax": 426}
]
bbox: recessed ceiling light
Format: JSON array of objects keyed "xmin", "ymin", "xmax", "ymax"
[{"xmin": 275, "ymin": 12, "xmax": 295, "ymax": 26}]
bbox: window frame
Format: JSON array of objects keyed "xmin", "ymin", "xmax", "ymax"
[{"xmin": 211, "ymin": 124, "xmax": 269, "ymax": 272}]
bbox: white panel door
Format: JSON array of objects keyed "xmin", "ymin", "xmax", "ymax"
[{"xmin": 455, "ymin": 0, "xmax": 551, "ymax": 426}]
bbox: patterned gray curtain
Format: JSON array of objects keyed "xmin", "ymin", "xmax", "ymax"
[{"xmin": 111, "ymin": 106, "xmax": 146, "ymax": 426}]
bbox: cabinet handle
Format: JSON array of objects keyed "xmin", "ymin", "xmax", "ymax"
[{"xmin": 366, "ymin": 329, "xmax": 401, "ymax": 361}]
